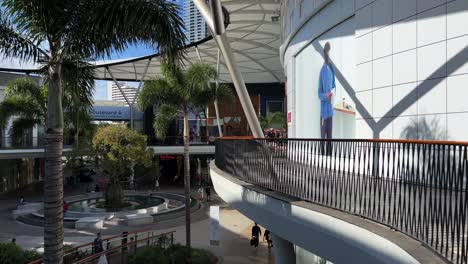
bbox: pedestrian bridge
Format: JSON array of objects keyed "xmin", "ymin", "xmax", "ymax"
[{"xmin": 211, "ymin": 138, "xmax": 467, "ymax": 264}]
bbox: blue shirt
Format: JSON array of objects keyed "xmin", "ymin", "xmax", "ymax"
[{"xmin": 318, "ymin": 63, "xmax": 335, "ymax": 119}]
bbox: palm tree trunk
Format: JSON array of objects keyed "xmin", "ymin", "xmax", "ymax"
[
  {"xmin": 183, "ymin": 109, "xmax": 191, "ymax": 248},
  {"xmin": 214, "ymin": 99, "xmax": 223, "ymax": 137},
  {"xmin": 44, "ymin": 63, "xmax": 64, "ymax": 264}
]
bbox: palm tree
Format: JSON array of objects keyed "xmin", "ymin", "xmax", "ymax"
[
  {"xmin": 201, "ymin": 83, "xmax": 234, "ymax": 137},
  {"xmin": 138, "ymin": 62, "xmax": 217, "ymax": 247},
  {"xmin": 0, "ymin": 78, "xmax": 46, "ymax": 146},
  {"xmin": 259, "ymin": 112, "xmax": 286, "ymax": 130},
  {"xmin": 0, "ymin": 1, "xmax": 184, "ymax": 262}
]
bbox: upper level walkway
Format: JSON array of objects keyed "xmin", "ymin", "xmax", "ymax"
[
  {"xmin": 0, "ymin": 142, "xmax": 215, "ymax": 159},
  {"xmin": 212, "ymin": 138, "xmax": 468, "ymax": 264}
]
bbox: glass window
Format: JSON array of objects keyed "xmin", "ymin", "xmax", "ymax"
[{"xmin": 266, "ymin": 101, "xmax": 284, "ymax": 115}]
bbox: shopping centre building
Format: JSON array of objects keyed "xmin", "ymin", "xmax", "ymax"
[
  {"xmin": 0, "ymin": 0, "xmax": 467, "ymax": 263},
  {"xmin": 283, "ymin": 0, "xmax": 468, "ymax": 141}
]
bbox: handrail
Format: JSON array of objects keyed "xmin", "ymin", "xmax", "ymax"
[
  {"xmin": 72, "ymin": 230, "xmax": 175, "ymax": 264},
  {"xmin": 28, "ymin": 228, "xmax": 153, "ymax": 264},
  {"xmin": 63, "ymin": 227, "xmax": 152, "ymax": 256},
  {"xmin": 218, "ymin": 137, "xmax": 468, "ymax": 146},
  {"xmin": 215, "ymin": 138, "xmax": 468, "ymax": 264}
]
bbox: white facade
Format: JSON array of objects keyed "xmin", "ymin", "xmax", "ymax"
[
  {"xmin": 183, "ymin": 0, "xmax": 209, "ymax": 44},
  {"xmin": 106, "ymin": 81, "xmax": 138, "ymax": 104},
  {"xmin": 281, "ymin": 0, "xmax": 468, "ymax": 141}
]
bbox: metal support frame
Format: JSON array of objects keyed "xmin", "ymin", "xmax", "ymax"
[
  {"xmin": 107, "ymin": 66, "xmax": 134, "ymax": 128},
  {"xmin": 106, "ymin": 58, "xmax": 151, "ymax": 130},
  {"xmin": 195, "ymin": 46, "xmax": 203, "ymax": 62},
  {"xmin": 191, "ymin": 0, "xmax": 264, "ymax": 138}
]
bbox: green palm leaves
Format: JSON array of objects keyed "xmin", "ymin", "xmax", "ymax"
[{"xmin": 0, "ymin": 78, "xmax": 46, "ymax": 145}]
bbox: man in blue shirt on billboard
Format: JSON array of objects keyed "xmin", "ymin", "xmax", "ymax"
[{"xmin": 318, "ymin": 42, "xmax": 335, "ymax": 154}]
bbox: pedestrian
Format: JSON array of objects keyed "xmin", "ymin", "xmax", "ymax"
[
  {"xmin": 11, "ymin": 238, "xmax": 16, "ymax": 245},
  {"xmin": 251, "ymin": 223, "xmax": 262, "ymax": 248},
  {"xmin": 205, "ymin": 184, "xmax": 211, "ymax": 202},
  {"xmin": 264, "ymin": 229, "xmax": 273, "ymax": 248},
  {"xmin": 95, "ymin": 184, "xmax": 100, "ymax": 193},
  {"xmin": 18, "ymin": 196, "xmax": 26, "ymax": 208},
  {"xmin": 63, "ymin": 200, "xmax": 69, "ymax": 213},
  {"xmin": 93, "ymin": 233, "xmax": 104, "ymax": 254}
]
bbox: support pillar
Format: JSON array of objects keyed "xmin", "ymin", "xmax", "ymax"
[{"xmin": 272, "ymin": 234, "xmax": 296, "ymax": 264}]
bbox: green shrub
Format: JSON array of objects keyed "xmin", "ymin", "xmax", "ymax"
[
  {"xmin": 0, "ymin": 243, "xmax": 27, "ymax": 264},
  {"xmin": 63, "ymin": 244, "xmax": 92, "ymax": 264},
  {"xmin": 0, "ymin": 243, "xmax": 43, "ymax": 264},
  {"xmin": 191, "ymin": 248, "xmax": 217, "ymax": 264},
  {"xmin": 129, "ymin": 246, "xmax": 169, "ymax": 264},
  {"xmin": 128, "ymin": 244, "xmax": 217, "ymax": 264},
  {"xmin": 23, "ymin": 249, "xmax": 42, "ymax": 263}
]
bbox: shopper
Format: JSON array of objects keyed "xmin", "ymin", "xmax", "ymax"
[
  {"xmin": 205, "ymin": 184, "xmax": 211, "ymax": 202},
  {"xmin": 264, "ymin": 229, "xmax": 273, "ymax": 248},
  {"xmin": 93, "ymin": 233, "xmax": 104, "ymax": 254},
  {"xmin": 251, "ymin": 223, "xmax": 262, "ymax": 248}
]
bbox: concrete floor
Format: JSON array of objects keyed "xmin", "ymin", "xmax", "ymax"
[{"xmin": 0, "ymin": 184, "xmax": 274, "ymax": 263}]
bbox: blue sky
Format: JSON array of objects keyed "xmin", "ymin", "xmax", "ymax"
[
  {"xmin": 0, "ymin": 0, "xmax": 184, "ymax": 101},
  {"xmin": 95, "ymin": 0, "xmax": 184, "ymax": 100}
]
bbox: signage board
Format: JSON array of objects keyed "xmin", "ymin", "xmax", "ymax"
[{"xmin": 89, "ymin": 106, "xmax": 143, "ymax": 121}]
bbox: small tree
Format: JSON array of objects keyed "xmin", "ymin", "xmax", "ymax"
[{"xmin": 93, "ymin": 125, "xmax": 153, "ymax": 207}]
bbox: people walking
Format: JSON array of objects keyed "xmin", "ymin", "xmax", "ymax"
[
  {"xmin": 251, "ymin": 223, "xmax": 262, "ymax": 248},
  {"xmin": 205, "ymin": 184, "xmax": 211, "ymax": 202},
  {"xmin": 264, "ymin": 229, "xmax": 273, "ymax": 248},
  {"xmin": 93, "ymin": 233, "xmax": 104, "ymax": 254}
]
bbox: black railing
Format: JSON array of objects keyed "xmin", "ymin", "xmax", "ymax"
[{"xmin": 215, "ymin": 138, "xmax": 468, "ymax": 264}]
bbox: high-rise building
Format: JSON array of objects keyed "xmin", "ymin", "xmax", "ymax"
[
  {"xmin": 107, "ymin": 81, "xmax": 138, "ymax": 104},
  {"xmin": 183, "ymin": 0, "xmax": 209, "ymax": 43}
]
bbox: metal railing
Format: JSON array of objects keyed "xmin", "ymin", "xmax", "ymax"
[
  {"xmin": 215, "ymin": 138, "xmax": 468, "ymax": 264},
  {"xmin": 29, "ymin": 229, "xmax": 175, "ymax": 264}
]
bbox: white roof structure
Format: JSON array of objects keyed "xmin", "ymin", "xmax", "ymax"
[
  {"xmin": 93, "ymin": 0, "xmax": 283, "ymax": 83},
  {"xmin": 0, "ymin": 0, "xmax": 283, "ymax": 84}
]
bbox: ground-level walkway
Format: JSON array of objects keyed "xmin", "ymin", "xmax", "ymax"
[{"xmin": 0, "ymin": 184, "xmax": 274, "ymax": 264}]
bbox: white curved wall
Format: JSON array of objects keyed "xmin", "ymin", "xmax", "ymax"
[{"xmin": 281, "ymin": 0, "xmax": 468, "ymax": 141}]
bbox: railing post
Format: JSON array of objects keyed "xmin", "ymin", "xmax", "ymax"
[{"xmin": 171, "ymin": 233, "xmax": 174, "ymax": 246}]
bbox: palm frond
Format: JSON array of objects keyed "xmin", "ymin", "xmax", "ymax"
[
  {"xmin": 138, "ymin": 78, "xmax": 184, "ymax": 110},
  {"xmin": 186, "ymin": 63, "xmax": 217, "ymax": 91},
  {"xmin": 0, "ymin": 95, "xmax": 44, "ymax": 127},
  {"xmin": 4, "ymin": 77, "xmax": 45, "ymax": 103},
  {"xmin": 60, "ymin": 58, "xmax": 95, "ymax": 109},
  {"xmin": 10, "ymin": 117, "xmax": 38, "ymax": 144},
  {"xmin": 64, "ymin": 0, "xmax": 186, "ymax": 64},
  {"xmin": 214, "ymin": 83, "xmax": 235, "ymax": 103},
  {"xmin": 153, "ymin": 104, "xmax": 179, "ymax": 140},
  {"xmin": 0, "ymin": 14, "xmax": 46, "ymax": 61},
  {"xmin": 2, "ymin": 0, "xmax": 69, "ymax": 46}
]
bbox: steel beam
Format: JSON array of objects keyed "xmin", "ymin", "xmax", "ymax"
[{"xmin": 191, "ymin": 0, "xmax": 264, "ymax": 138}]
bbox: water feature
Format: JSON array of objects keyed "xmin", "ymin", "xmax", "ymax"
[{"xmin": 68, "ymin": 195, "xmax": 165, "ymax": 212}]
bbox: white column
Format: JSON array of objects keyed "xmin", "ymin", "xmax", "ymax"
[{"xmin": 272, "ymin": 234, "xmax": 296, "ymax": 264}]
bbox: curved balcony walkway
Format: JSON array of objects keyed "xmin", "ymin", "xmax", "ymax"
[{"xmin": 214, "ymin": 138, "xmax": 468, "ymax": 264}]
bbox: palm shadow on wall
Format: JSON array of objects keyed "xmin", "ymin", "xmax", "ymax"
[{"xmin": 400, "ymin": 116, "xmax": 448, "ymax": 140}]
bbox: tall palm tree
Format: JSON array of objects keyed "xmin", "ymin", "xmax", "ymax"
[
  {"xmin": 0, "ymin": 78, "xmax": 46, "ymax": 146},
  {"xmin": 0, "ymin": 1, "xmax": 184, "ymax": 262},
  {"xmin": 138, "ymin": 62, "xmax": 217, "ymax": 247}
]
